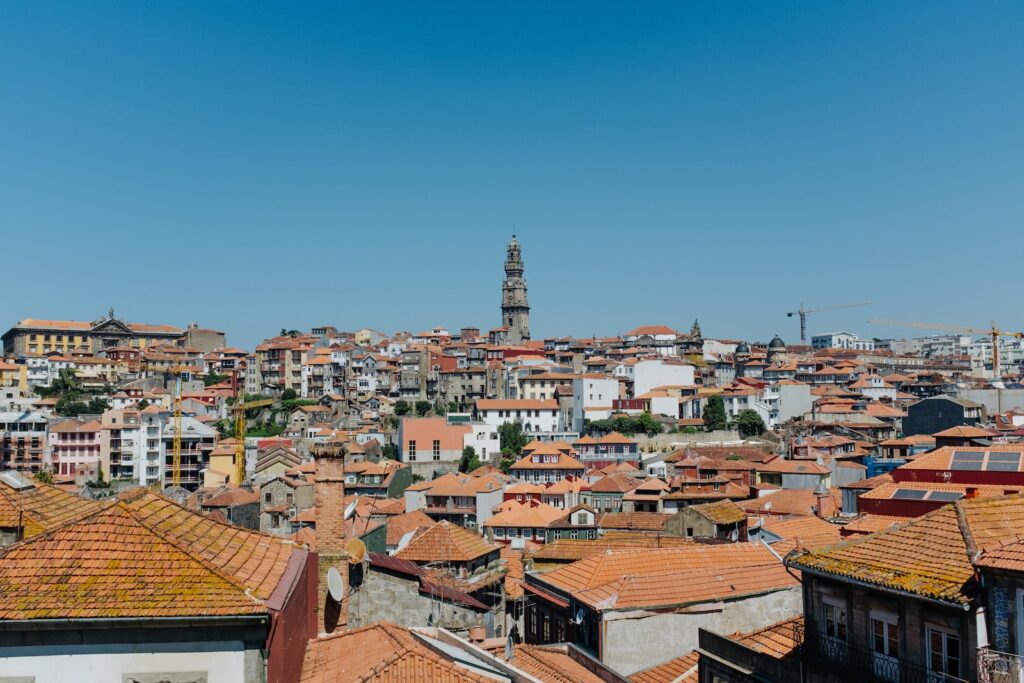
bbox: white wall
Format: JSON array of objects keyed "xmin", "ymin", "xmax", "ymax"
[
  {"xmin": 632, "ymin": 361, "xmax": 695, "ymax": 397},
  {"xmin": 573, "ymin": 377, "xmax": 619, "ymax": 431},
  {"xmin": 603, "ymin": 587, "xmax": 801, "ymax": 675},
  {"xmin": 480, "ymin": 409, "xmax": 560, "ymax": 434},
  {"xmin": 0, "ymin": 645, "xmax": 252, "ymax": 683}
]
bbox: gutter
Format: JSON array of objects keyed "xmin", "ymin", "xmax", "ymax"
[
  {"xmin": 789, "ymin": 564, "xmax": 972, "ymax": 611},
  {"xmin": 0, "ymin": 615, "xmax": 270, "ymax": 632}
]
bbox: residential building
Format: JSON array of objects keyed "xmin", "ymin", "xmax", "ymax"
[
  {"xmin": 48, "ymin": 418, "xmax": 102, "ymax": 479},
  {"xmin": 571, "ymin": 374, "xmax": 620, "ymax": 431},
  {"xmin": 476, "ymin": 398, "xmax": 563, "ymax": 436},
  {"xmin": 811, "ymin": 331, "xmax": 875, "ymax": 351},
  {"xmin": 631, "ymin": 359, "xmax": 695, "ymax": 397},
  {"xmin": 0, "ymin": 411, "xmax": 48, "ymax": 473},
  {"xmin": 161, "ymin": 415, "xmax": 217, "ymax": 490},
  {"xmin": 903, "ymin": 395, "xmax": 985, "ymax": 436}
]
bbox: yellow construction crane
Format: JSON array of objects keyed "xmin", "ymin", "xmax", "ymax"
[
  {"xmin": 867, "ymin": 318, "xmax": 1024, "ymax": 379},
  {"xmin": 230, "ymin": 372, "xmax": 273, "ymax": 486},
  {"xmin": 787, "ymin": 302, "xmax": 871, "ymax": 343},
  {"xmin": 167, "ymin": 365, "xmax": 190, "ymax": 489}
]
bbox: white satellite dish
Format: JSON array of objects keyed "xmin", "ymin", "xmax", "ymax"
[
  {"xmin": 395, "ymin": 530, "xmax": 416, "ymax": 554},
  {"xmin": 504, "ymin": 635, "xmax": 515, "ymax": 662},
  {"xmin": 343, "ymin": 500, "xmax": 358, "ymax": 520},
  {"xmin": 571, "ymin": 608, "xmax": 585, "ymax": 625},
  {"xmin": 327, "ymin": 567, "xmax": 344, "ymax": 602},
  {"xmin": 729, "ymin": 529, "xmax": 739, "ymax": 542},
  {"xmin": 764, "ymin": 501, "xmax": 773, "ymax": 511}
]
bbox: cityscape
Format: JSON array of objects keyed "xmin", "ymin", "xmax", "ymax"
[{"xmin": 2, "ymin": 3, "xmax": 1022, "ymax": 683}]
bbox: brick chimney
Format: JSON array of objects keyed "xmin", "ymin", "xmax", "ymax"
[
  {"xmin": 314, "ymin": 444, "xmax": 348, "ymax": 634},
  {"xmin": 965, "ymin": 486, "xmax": 979, "ymax": 500}
]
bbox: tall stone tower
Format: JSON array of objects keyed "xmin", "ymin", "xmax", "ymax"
[{"xmin": 501, "ymin": 236, "xmax": 530, "ymax": 344}]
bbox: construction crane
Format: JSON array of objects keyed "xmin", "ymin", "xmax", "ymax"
[
  {"xmin": 230, "ymin": 371, "xmax": 273, "ymax": 486},
  {"xmin": 787, "ymin": 302, "xmax": 871, "ymax": 343},
  {"xmin": 167, "ymin": 365, "xmax": 190, "ymax": 489},
  {"xmin": 868, "ymin": 318, "xmax": 1024, "ymax": 379}
]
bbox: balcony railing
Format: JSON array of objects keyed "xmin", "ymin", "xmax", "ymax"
[
  {"xmin": 803, "ymin": 628, "xmax": 969, "ymax": 683},
  {"xmin": 979, "ymin": 647, "xmax": 1024, "ymax": 683}
]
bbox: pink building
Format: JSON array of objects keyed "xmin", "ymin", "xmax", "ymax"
[{"xmin": 48, "ymin": 418, "xmax": 102, "ymax": 478}]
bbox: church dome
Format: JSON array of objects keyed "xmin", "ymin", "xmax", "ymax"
[
  {"xmin": 768, "ymin": 335, "xmax": 786, "ymax": 349},
  {"xmin": 735, "ymin": 341, "xmax": 751, "ymax": 355}
]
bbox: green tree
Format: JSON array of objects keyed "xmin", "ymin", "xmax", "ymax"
[
  {"xmin": 498, "ymin": 456, "xmax": 515, "ymax": 474},
  {"xmin": 703, "ymin": 395, "xmax": 728, "ymax": 431},
  {"xmin": 382, "ymin": 443, "xmax": 399, "ymax": 460},
  {"xmin": 281, "ymin": 388, "xmax": 298, "ymax": 401},
  {"xmin": 33, "ymin": 470, "xmax": 53, "ymax": 484},
  {"xmin": 136, "ymin": 398, "xmax": 150, "ymax": 410},
  {"xmin": 735, "ymin": 409, "xmax": 767, "ymax": 438},
  {"xmin": 498, "ymin": 422, "xmax": 528, "ymax": 454},
  {"xmin": 414, "ymin": 400, "xmax": 431, "ymax": 417},
  {"xmin": 458, "ymin": 446, "xmax": 482, "ymax": 473},
  {"xmin": 204, "ymin": 371, "xmax": 228, "ymax": 387},
  {"xmin": 637, "ymin": 412, "xmax": 662, "ymax": 436},
  {"xmin": 434, "ymin": 400, "xmax": 447, "ymax": 416},
  {"xmin": 394, "ymin": 400, "xmax": 411, "ymax": 416}
]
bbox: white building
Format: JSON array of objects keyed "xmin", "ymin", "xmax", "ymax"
[
  {"xmin": 811, "ymin": 331, "xmax": 875, "ymax": 351},
  {"xmin": 475, "ymin": 399, "xmax": 563, "ymax": 436},
  {"xmin": 572, "ymin": 375, "xmax": 619, "ymax": 432},
  {"xmin": 631, "ymin": 359, "xmax": 695, "ymax": 397}
]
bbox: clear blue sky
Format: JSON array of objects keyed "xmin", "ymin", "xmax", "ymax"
[{"xmin": 2, "ymin": 2, "xmax": 1022, "ymax": 349}]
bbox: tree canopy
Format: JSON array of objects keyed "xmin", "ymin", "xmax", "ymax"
[{"xmin": 703, "ymin": 395, "xmax": 728, "ymax": 431}]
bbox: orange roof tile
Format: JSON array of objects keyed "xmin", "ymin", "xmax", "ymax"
[
  {"xmin": 395, "ymin": 520, "xmax": 498, "ymax": 563},
  {"xmin": 0, "ymin": 492, "xmax": 299, "ymax": 619},
  {"xmin": 790, "ymin": 495, "xmax": 1024, "ymax": 604},
  {"xmin": 630, "ymin": 650, "xmax": 700, "ymax": 683},
  {"xmin": 300, "ymin": 622, "xmax": 492, "ymax": 683},
  {"xmin": 484, "ymin": 501, "xmax": 566, "ymax": 529},
  {"xmin": 0, "ymin": 475, "xmax": 103, "ymax": 539}
]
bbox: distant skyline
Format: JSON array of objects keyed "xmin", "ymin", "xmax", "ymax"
[{"xmin": 2, "ymin": 2, "xmax": 1022, "ymax": 350}]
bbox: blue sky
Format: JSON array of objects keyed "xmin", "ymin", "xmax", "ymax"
[{"xmin": 2, "ymin": 2, "xmax": 1022, "ymax": 349}]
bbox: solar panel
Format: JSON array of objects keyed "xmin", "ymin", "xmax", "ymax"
[
  {"xmin": 892, "ymin": 489, "xmax": 928, "ymax": 500},
  {"xmin": 928, "ymin": 491, "xmax": 963, "ymax": 502},
  {"xmin": 985, "ymin": 462, "xmax": 1021, "ymax": 472},
  {"xmin": 951, "ymin": 451, "xmax": 985, "ymax": 461},
  {"xmin": 951, "ymin": 462, "xmax": 984, "ymax": 471},
  {"xmin": 988, "ymin": 451, "xmax": 1022, "ymax": 463}
]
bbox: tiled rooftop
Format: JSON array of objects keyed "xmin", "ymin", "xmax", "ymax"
[{"xmin": 396, "ymin": 520, "xmax": 498, "ymax": 563}]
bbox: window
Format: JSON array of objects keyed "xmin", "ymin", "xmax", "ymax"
[
  {"xmin": 927, "ymin": 627, "xmax": 960, "ymax": 679},
  {"xmin": 871, "ymin": 611, "xmax": 899, "ymax": 682},
  {"xmin": 408, "ymin": 440, "xmax": 416, "ymax": 459},
  {"xmin": 432, "ymin": 439, "xmax": 440, "ymax": 460},
  {"xmin": 264, "ymin": 492, "xmax": 272, "ymax": 504},
  {"xmin": 570, "ymin": 529, "xmax": 578, "ymax": 540},
  {"xmin": 823, "ymin": 598, "xmax": 847, "ymax": 642},
  {"xmin": 542, "ymin": 615, "xmax": 551, "ymax": 641}
]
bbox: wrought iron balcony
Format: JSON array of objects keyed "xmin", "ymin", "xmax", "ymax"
[
  {"xmin": 802, "ymin": 628, "xmax": 969, "ymax": 683},
  {"xmin": 979, "ymin": 647, "xmax": 1024, "ymax": 683}
]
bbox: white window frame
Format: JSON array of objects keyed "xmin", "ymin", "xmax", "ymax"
[{"xmin": 925, "ymin": 624, "xmax": 961, "ymax": 680}]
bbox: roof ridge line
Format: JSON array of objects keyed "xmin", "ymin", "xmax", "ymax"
[{"xmin": 0, "ymin": 497, "xmax": 116, "ymax": 554}]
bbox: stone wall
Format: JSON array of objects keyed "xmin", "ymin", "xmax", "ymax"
[{"xmin": 347, "ymin": 569, "xmax": 491, "ymax": 637}]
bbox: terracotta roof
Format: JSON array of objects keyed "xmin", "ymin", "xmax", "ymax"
[
  {"xmin": 536, "ymin": 544, "xmax": 797, "ymax": 611},
  {"xmin": 484, "ymin": 501, "xmax": 566, "ymax": 529},
  {"xmin": 0, "ymin": 475, "xmax": 103, "ymax": 539},
  {"xmin": 510, "ymin": 451, "xmax": 585, "ymax": 471},
  {"xmin": 790, "ymin": 495, "xmax": 1024, "ymax": 604},
  {"xmin": 738, "ymin": 489, "xmax": 840, "ymax": 518},
  {"xmin": 590, "ymin": 472, "xmax": 643, "ymax": 493},
  {"xmin": 729, "ymin": 615, "xmax": 803, "ymax": 659},
  {"xmin": 531, "ymin": 534, "xmax": 694, "ymax": 563},
  {"xmin": 762, "ymin": 516, "xmax": 843, "ymax": 555},
  {"xmin": 0, "ymin": 491, "xmax": 298, "ymax": 619},
  {"xmin": 501, "ymin": 546, "xmax": 525, "ymax": 599},
  {"xmin": 384, "ymin": 510, "xmax": 434, "ymax": 547},
  {"xmin": 630, "ymin": 650, "xmax": 700, "ymax": 683},
  {"xmin": 499, "ymin": 644, "xmax": 608, "ymax": 683},
  {"xmin": 899, "ymin": 446, "xmax": 1024, "ymax": 472},
  {"xmin": 690, "ymin": 500, "xmax": 746, "ymax": 525},
  {"xmin": 395, "ymin": 520, "xmax": 498, "ymax": 563},
  {"xmin": 841, "ymin": 514, "xmax": 908, "ymax": 536},
  {"xmin": 598, "ymin": 512, "xmax": 673, "ymax": 531},
  {"xmin": 932, "ymin": 425, "xmax": 996, "ymax": 438},
  {"xmin": 300, "ymin": 622, "xmax": 492, "ymax": 683}
]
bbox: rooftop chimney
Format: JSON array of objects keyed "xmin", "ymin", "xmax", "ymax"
[
  {"xmin": 965, "ymin": 486, "xmax": 979, "ymax": 500},
  {"xmin": 314, "ymin": 444, "xmax": 348, "ymax": 634}
]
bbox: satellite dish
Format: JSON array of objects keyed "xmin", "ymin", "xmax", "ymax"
[
  {"xmin": 729, "ymin": 529, "xmax": 739, "ymax": 542},
  {"xmin": 764, "ymin": 501, "xmax": 773, "ymax": 511},
  {"xmin": 326, "ymin": 567, "xmax": 344, "ymax": 602},
  {"xmin": 346, "ymin": 538, "xmax": 367, "ymax": 564},
  {"xmin": 343, "ymin": 500, "xmax": 358, "ymax": 520},
  {"xmin": 395, "ymin": 530, "xmax": 416, "ymax": 553},
  {"xmin": 571, "ymin": 608, "xmax": 585, "ymax": 625},
  {"xmin": 504, "ymin": 635, "xmax": 514, "ymax": 662}
]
